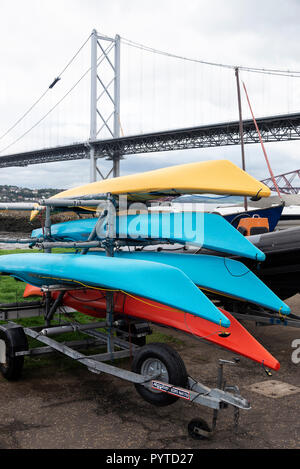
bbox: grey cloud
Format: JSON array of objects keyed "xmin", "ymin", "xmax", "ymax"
[{"xmin": 0, "ymin": 0, "xmax": 299, "ymax": 189}]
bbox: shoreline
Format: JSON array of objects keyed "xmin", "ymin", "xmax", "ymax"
[{"xmin": 0, "ymin": 211, "xmax": 79, "ymax": 233}]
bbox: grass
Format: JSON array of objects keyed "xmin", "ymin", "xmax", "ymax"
[
  {"xmin": 0, "ymin": 247, "xmax": 75, "ymax": 304},
  {"xmin": 0, "ymin": 248, "xmax": 182, "ymax": 374},
  {"xmin": 147, "ymin": 329, "xmax": 183, "ymax": 345},
  {"xmin": 0, "ymin": 247, "xmax": 74, "ymax": 256},
  {"xmin": 0, "ymin": 248, "xmax": 40, "ymax": 256},
  {"xmin": 0, "ymin": 275, "xmax": 28, "ymax": 304}
]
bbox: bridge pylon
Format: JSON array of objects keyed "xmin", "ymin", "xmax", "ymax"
[{"xmin": 89, "ymin": 29, "xmax": 121, "ymax": 182}]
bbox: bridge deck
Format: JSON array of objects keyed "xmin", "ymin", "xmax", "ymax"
[{"xmin": 0, "ymin": 112, "xmax": 300, "ymax": 168}]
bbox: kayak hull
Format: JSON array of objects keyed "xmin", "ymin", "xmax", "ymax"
[
  {"xmin": 23, "ymin": 284, "xmax": 280, "ymax": 371},
  {"xmin": 32, "ymin": 212, "xmax": 266, "ymax": 261},
  {"xmin": 0, "ymin": 252, "xmax": 230, "ymax": 327},
  {"xmin": 51, "ymin": 160, "xmax": 271, "ymax": 202},
  {"xmin": 86, "ymin": 251, "xmax": 290, "ymax": 315}
]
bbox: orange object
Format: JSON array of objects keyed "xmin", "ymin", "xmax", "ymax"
[
  {"xmin": 23, "ymin": 284, "xmax": 43, "ymax": 298},
  {"xmin": 23, "ymin": 284, "xmax": 280, "ymax": 370},
  {"xmin": 237, "ymin": 216, "xmax": 269, "ymax": 236}
]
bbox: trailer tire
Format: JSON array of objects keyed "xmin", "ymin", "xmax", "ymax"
[
  {"xmin": 132, "ymin": 343, "xmax": 188, "ymax": 406},
  {"xmin": 0, "ymin": 326, "xmax": 28, "ymax": 381},
  {"xmin": 188, "ymin": 418, "xmax": 212, "ymax": 440}
]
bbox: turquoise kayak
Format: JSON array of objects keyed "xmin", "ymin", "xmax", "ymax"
[
  {"xmin": 0, "ymin": 253, "xmax": 230, "ymax": 327},
  {"xmin": 32, "ymin": 212, "xmax": 265, "ymax": 261},
  {"xmin": 89, "ymin": 251, "xmax": 289, "ymax": 315}
]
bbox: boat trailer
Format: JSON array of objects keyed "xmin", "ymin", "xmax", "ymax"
[
  {"xmin": 0, "ymin": 195, "xmax": 255, "ymax": 440},
  {"xmin": 4, "ymin": 194, "xmax": 300, "ymax": 439},
  {"xmin": 0, "ymin": 292, "xmax": 251, "ymax": 440}
]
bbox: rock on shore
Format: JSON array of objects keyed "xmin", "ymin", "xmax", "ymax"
[{"xmin": 0, "ymin": 211, "xmax": 80, "ymax": 233}]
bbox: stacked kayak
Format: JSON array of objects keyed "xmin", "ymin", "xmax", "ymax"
[
  {"xmin": 32, "ymin": 212, "xmax": 266, "ymax": 260},
  {"xmin": 50, "ymin": 159, "xmax": 271, "ymax": 202},
  {"xmin": 0, "ymin": 160, "xmax": 284, "ymax": 370},
  {"xmin": 88, "ymin": 251, "xmax": 290, "ymax": 315},
  {"xmin": 31, "ymin": 216, "xmax": 290, "ymax": 315},
  {"xmin": 23, "ymin": 284, "xmax": 280, "ymax": 371},
  {"xmin": 0, "ymin": 252, "xmax": 230, "ymax": 327},
  {"xmin": 29, "ymin": 159, "xmax": 271, "ymax": 219}
]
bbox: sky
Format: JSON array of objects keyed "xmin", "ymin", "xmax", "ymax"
[{"xmin": 0, "ymin": 0, "xmax": 300, "ymax": 189}]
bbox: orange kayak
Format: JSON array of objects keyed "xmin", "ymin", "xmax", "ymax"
[{"xmin": 24, "ymin": 284, "xmax": 280, "ymax": 371}]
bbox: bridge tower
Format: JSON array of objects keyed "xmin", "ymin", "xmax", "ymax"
[{"xmin": 89, "ymin": 29, "xmax": 121, "ymax": 182}]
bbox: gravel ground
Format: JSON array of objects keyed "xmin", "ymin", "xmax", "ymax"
[{"xmin": 0, "ymin": 296, "xmax": 299, "ymax": 450}]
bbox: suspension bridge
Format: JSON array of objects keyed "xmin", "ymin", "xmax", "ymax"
[{"xmin": 1, "ymin": 30, "xmax": 300, "ymax": 192}]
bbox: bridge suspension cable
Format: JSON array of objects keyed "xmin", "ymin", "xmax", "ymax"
[
  {"xmin": 2, "ymin": 30, "xmax": 300, "ymax": 161},
  {"xmin": 0, "ymin": 33, "xmax": 92, "ymax": 143},
  {"xmin": 121, "ymin": 36, "xmax": 300, "ymax": 78},
  {"xmin": 0, "ymin": 67, "xmax": 91, "ymax": 154},
  {"xmin": 0, "ymin": 37, "xmax": 114, "ymax": 155}
]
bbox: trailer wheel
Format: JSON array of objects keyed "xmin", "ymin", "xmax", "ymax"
[
  {"xmin": 132, "ymin": 343, "xmax": 188, "ymax": 406},
  {"xmin": 187, "ymin": 418, "xmax": 212, "ymax": 440},
  {"xmin": 0, "ymin": 326, "xmax": 28, "ymax": 381}
]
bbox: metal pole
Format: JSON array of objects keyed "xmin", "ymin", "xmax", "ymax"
[
  {"xmin": 90, "ymin": 29, "xmax": 98, "ymax": 182},
  {"xmin": 105, "ymin": 194, "xmax": 115, "ymax": 355},
  {"xmin": 44, "ymin": 205, "xmax": 52, "ymax": 326},
  {"xmin": 44, "ymin": 206, "xmax": 52, "ymax": 253},
  {"xmin": 113, "ymin": 34, "xmax": 121, "ymax": 178},
  {"xmin": 235, "ymin": 67, "xmax": 247, "ymax": 211}
]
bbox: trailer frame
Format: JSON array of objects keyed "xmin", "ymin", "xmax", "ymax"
[
  {"xmin": 0, "ymin": 309, "xmax": 251, "ymax": 439},
  {"xmin": 0, "ymin": 194, "xmax": 267, "ymax": 439}
]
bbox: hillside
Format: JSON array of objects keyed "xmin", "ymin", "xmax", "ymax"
[
  {"xmin": 0, "ymin": 185, "xmax": 64, "ymax": 202},
  {"xmin": 0, "ymin": 186, "xmax": 78, "ymax": 232}
]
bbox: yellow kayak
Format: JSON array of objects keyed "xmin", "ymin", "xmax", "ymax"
[
  {"xmin": 30, "ymin": 160, "xmax": 270, "ymax": 219},
  {"xmin": 53, "ymin": 160, "xmax": 270, "ymax": 200}
]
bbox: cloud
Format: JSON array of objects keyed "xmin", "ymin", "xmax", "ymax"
[{"xmin": 0, "ymin": 0, "xmax": 299, "ymax": 188}]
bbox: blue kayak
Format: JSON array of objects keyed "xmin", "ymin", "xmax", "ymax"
[
  {"xmin": 0, "ymin": 253, "xmax": 230, "ymax": 327},
  {"xmin": 32, "ymin": 212, "xmax": 265, "ymax": 261},
  {"xmin": 89, "ymin": 251, "xmax": 289, "ymax": 315}
]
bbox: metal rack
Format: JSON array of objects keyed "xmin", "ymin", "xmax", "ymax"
[{"xmin": 0, "ymin": 195, "xmax": 252, "ymax": 439}]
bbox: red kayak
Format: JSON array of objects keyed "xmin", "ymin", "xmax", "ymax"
[{"xmin": 24, "ymin": 284, "xmax": 280, "ymax": 371}]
